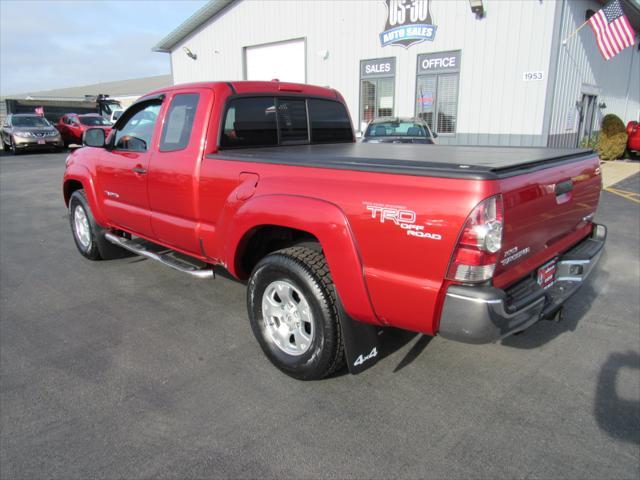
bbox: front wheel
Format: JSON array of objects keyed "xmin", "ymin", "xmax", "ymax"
[
  {"xmin": 247, "ymin": 247, "xmax": 345, "ymax": 380},
  {"xmin": 69, "ymin": 190, "xmax": 103, "ymax": 260},
  {"xmin": 68, "ymin": 189, "xmax": 128, "ymax": 260}
]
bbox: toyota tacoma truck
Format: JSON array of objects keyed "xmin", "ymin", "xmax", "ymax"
[{"xmin": 63, "ymin": 81, "xmax": 606, "ymax": 380}]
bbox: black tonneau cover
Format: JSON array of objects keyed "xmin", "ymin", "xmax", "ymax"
[{"xmin": 206, "ymin": 143, "xmax": 595, "ymax": 180}]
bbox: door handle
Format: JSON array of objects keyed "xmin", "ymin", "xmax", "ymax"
[
  {"xmin": 555, "ymin": 180, "xmax": 573, "ymax": 196},
  {"xmin": 132, "ymin": 166, "xmax": 147, "ymax": 174}
]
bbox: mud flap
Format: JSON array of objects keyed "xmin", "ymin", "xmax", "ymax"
[{"xmin": 336, "ymin": 297, "xmax": 381, "ymax": 374}]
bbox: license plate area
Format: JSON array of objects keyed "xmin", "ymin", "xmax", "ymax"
[
  {"xmin": 37, "ymin": 139, "xmax": 46, "ymax": 145},
  {"xmin": 537, "ymin": 258, "xmax": 558, "ymax": 289}
]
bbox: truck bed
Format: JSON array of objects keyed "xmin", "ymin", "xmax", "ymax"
[{"xmin": 207, "ymin": 143, "xmax": 594, "ymax": 180}]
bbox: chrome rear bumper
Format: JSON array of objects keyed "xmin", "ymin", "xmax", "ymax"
[{"xmin": 438, "ymin": 224, "xmax": 607, "ymax": 344}]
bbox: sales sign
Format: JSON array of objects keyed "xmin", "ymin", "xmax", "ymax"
[
  {"xmin": 360, "ymin": 58, "xmax": 396, "ymax": 78},
  {"xmin": 380, "ymin": 0, "xmax": 437, "ymax": 48}
]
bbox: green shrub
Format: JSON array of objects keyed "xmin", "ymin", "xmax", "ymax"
[
  {"xmin": 600, "ymin": 114, "xmax": 626, "ymax": 136},
  {"xmin": 580, "ymin": 132, "xmax": 599, "ymax": 150},
  {"xmin": 598, "ymin": 132, "xmax": 628, "ymax": 161},
  {"xmin": 597, "ymin": 114, "xmax": 628, "ymax": 160}
]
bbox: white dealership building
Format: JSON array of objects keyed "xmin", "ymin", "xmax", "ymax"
[{"xmin": 154, "ymin": 0, "xmax": 639, "ymax": 147}]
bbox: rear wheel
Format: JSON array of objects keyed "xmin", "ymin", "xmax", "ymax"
[{"xmin": 247, "ymin": 247, "xmax": 345, "ymax": 380}]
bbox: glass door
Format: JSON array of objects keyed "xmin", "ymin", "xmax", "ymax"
[
  {"xmin": 360, "ymin": 78, "xmax": 395, "ymax": 130},
  {"xmin": 578, "ymin": 94, "xmax": 597, "ymax": 146}
]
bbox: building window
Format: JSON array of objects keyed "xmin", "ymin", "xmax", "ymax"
[
  {"xmin": 415, "ymin": 51, "xmax": 461, "ymax": 135},
  {"xmin": 359, "ymin": 57, "xmax": 396, "ymax": 131}
]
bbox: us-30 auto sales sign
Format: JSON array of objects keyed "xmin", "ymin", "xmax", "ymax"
[{"xmin": 380, "ymin": 0, "xmax": 437, "ymax": 48}]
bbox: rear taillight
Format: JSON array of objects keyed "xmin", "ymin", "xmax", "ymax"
[{"xmin": 446, "ymin": 194, "xmax": 504, "ymax": 283}]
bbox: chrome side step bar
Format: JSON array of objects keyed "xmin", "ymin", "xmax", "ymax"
[{"xmin": 105, "ymin": 232, "xmax": 214, "ymax": 279}]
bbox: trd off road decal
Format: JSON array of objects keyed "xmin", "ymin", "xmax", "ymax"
[
  {"xmin": 501, "ymin": 246, "xmax": 530, "ymax": 266},
  {"xmin": 380, "ymin": 0, "xmax": 437, "ymax": 48},
  {"xmin": 364, "ymin": 202, "xmax": 442, "ymax": 240}
]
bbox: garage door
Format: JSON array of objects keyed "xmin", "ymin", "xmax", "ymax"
[{"xmin": 245, "ymin": 39, "xmax": 305, "ymax": 83}]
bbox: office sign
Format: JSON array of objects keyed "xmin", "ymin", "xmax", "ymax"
[
  {"xmin": 380, "ymin": 0, "xmax": 437, "ymax": 48},
  {"xmin": 417, "ymin": 51, "xmax": 461, "ymax": 75},
  {"xmin": 360, "ymin": 58, "xmax": 396, "ymax": 78}
]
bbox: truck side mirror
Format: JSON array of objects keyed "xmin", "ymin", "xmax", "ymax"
[{"xmin": 83, "ymin": 128, "xmax": 106, "ymax": 148}]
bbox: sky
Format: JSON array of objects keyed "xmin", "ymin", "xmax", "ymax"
[{"xmin": 0, "ymin": 0, "xmax": 208, "ymax": 96}]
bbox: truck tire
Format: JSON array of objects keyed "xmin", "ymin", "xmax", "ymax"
[
  {"xmin": 68, "ymin": 189, "xmax": 126, "ymax": 260},
  {"xmin": 247, "ymin": 246, "xmax": 345, "ymax": 380}
]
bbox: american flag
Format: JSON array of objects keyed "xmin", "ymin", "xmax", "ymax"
[{"xmin": 588, "ymin": 0, "xmax": 636, "ymax": 60}]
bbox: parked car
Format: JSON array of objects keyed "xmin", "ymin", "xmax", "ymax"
[
  {"xmin": 362, "ymin": 117, "xmax": 436, "ymax": 144},
  {"xmin": 626, "ymin": 120, "xmax": 640, "ymax": 155},
  {"xmin": 2, "ymin": 95, "xmax": 122, "ymax": 125},
  {"xmin": 110, "ymin": 109, "xmax": 124, "ymax": 123},
  {"xmin": 1, "ymin": 114, "xmax": 63, "ymax": 154},
  {"xmin": 56, "ymin": 113, "xmax": 112, "ymax": 147},
  {"xmin": 63, "ymin": 81, "xmax": 606, "ymax": 380}
]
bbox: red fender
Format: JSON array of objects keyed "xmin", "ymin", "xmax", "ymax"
[
  {"xmin": 222, "ymin": 194, "xmax": 379, "ymax": 325},
  {"xmin": 63, "ymin": 165, "xmax": 108, "ymax": 227}
]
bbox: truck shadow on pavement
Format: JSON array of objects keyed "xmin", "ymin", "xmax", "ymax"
[
  {"xmin": 594, "ymin": 350, "xmax": 640, "ymax": 445},
  {"xmin": 500, "ymin": 252, "xmax": 610, "ymax": 350},
  {"xmin": 377, "ymin": 329, "xmax": 433, "ymax": 373}
]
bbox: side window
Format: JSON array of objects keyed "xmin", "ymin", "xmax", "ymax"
[
  {"xmin": 220, "ymin": 97, "xmax": 277, "ymax": 148},
  {"xmin": 114, "ymin": 102, "xmax": 161, "ymax": 152},
  {"xmin": 307, "ymin": 99, "xmax": 353, "ymax": 143},
  {"xmin": 159, "ymin": 93, "xmax": 200, "ymax": 152},
  {"xmin": 276, "ymin": 98, "xmax": 308, "ymax": 144}
]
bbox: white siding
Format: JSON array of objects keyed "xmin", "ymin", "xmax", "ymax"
[
  {"xmin": 548, "ymin": 0, "xmax": 640, "ymax": 147},
  {"xmin": 169, "ymin": 0, "xmax": 559, "ymax": 145}
]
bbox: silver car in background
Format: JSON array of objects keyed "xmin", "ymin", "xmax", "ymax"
[{"xmin": 1, "ymin": 114, "xmax": 64, "ymax": 154}]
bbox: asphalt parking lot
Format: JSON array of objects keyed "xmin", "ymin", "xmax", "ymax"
[{"xmin": 1, "ymin": 151, "xmax": 639, "ymax": 479}]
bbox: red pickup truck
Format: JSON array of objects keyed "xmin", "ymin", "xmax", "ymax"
[{"xmin": 63, "ymin": 81, "xmax": 606, "ymax": 380}]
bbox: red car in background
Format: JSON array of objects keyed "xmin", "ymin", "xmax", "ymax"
[
  {"xmin": 56, "ymin": 113, "xmax": 112, "ymax": 146},
  {"xmin": 627, "ymin": 120, "xmax": 640, "ymax": 155}
]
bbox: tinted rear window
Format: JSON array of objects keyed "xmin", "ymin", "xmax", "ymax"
[
  {"xmin": 277, "ymin": 98, "xmax": 308, "ymax": 144},
  {"xmin": 220, "ymin": 96, "xmax": 352, "ymax": 149},
  {"xmin": 308, "ymin": 99, "xmax": 353, "ymax": 143},
  {"xmin": 221, "ymin": 97, "xmax": 277, "ymax": 148}
]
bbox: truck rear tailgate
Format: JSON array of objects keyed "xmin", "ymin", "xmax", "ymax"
[{"xmin": 492, "ymin": 153, "xmax": 601, "ymax": 289}]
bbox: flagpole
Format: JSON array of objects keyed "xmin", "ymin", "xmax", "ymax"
[{"xmin": 562, "ymin": 19, "xmax": 590, "ymax": 45}]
